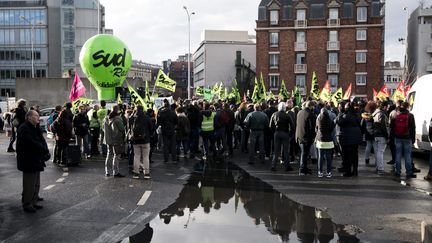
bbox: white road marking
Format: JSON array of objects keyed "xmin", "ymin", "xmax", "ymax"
[
  {"xmin": 43, "ymin": 185, "xmax": 55, "ymax": 190},
  {"xmin": 62, "ymin": 173, "xmax": 69, "ymax": 177},
  {"xmin": 137, "ymin": 191, "xmax": 152, "ymax": 206},
  {"xmin": 56, "ymin": 178, "xmax": 65, "ymax": 183}
]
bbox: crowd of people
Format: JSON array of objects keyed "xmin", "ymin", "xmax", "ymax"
[{"xmin": 7, "ymin": 95, "xmax": 432, "ymax": 212}]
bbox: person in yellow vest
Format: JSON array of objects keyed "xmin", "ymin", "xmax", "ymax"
[{"xmin": 200, "ymin": 103, "xmax": 216, "ymax": 160}]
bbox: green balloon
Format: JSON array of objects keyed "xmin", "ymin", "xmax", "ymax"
[{"xmin": 79, "ymin": 34, "xmax": 132, "ymax": 100}]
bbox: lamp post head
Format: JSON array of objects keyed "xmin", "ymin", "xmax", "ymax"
[{"xmin": 191, "ymin": 12, "xmax": 195, "ymax": 15}]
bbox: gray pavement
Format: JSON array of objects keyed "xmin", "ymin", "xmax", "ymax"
[{"xmin": 0, "ymin": 135, "xmax": 431, "ymax": 243}]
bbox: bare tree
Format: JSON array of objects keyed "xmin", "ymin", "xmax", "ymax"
[{"xmin": 418, "ymin": 0, "xmax": 426, "ymax": 8}]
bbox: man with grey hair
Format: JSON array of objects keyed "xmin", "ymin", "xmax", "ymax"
[
  {"xmin": 244, "ymin": 104, "xmax": 269, "ymax": 164},
  {"xmin": 296, "ymin": 101, "xmax": 317, "ymax": 175},
  {"xmin": 16, "ymin": 110, "xmax": 50, "ymax": 213},
  {"xmin": 269, "ymin": 102, "xmax": 295, "ymax": 171}
]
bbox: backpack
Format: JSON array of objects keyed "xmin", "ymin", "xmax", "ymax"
[
  {"xmin": 219, "ymin": 110, "xmax": 230, "ymax": 126},
  {"xmin": 131, "ymin": 115, "xmax": 147, "ymax": 141},
  {"xmin": 394, "ymin": 112, "xmax": 409, "ymax": 137}
]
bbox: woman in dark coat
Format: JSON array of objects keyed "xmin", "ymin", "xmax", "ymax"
[
  {"xmin": 335, "ymin": 102, "xmax": 362, "ymax": 177},
  {"xmin": 52, "ymin": 111, "xmax": 73, "ymax": 166}
]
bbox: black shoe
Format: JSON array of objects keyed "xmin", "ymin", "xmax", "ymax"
[
  {"xmin": 412, "ymin": 167, "xmax": 421, "ymax": 173},
  {"xmin": 7, "ymin": 148, "xmax": 15, "ymax": 153},
  {"xmin": 37, "ymin": 197, "xmax": 44, "ymax": 201},
  {"xmin": 352, "ymin": 171, "xmax": 358, "ymax": 176},
  {"xmin": 394, "ymin": 173, "xmax": 401, "ymax": 177},
  {"xmin": 113, "ymin": 173, "xmax": 125, "ymax": 178},
  {"xmin": 365, "ymin": 159, "xmax": 369, "ymax": 165},
  {"xmin": 23, "ymin": 206, "xmax": 36, "ymax": 213},
  {"xmin": 105, "ymin": 173, "xmax": 110, "ymax": 177},
  {"xmin": 33, "ymin": 204, "xmax": 43, "ymax": 210},
  {"xmin": 270, "ymin": 167, "xmax": 276, "ymax": 172},
  {"xmin": 386, "ymin": 160, "xmax": 395, "ymax": 165},
  {"xmin": 406, "ymin": 174, "xmax": 417, "ymax": 179}
]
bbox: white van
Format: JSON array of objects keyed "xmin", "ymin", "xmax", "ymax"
[{"xmin": 407, "ymin": 74, "xmax": 432, "ymax": 151}]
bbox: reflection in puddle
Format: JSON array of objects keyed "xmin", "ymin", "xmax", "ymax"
[{"xmin": 125, "ymin": 163, "xmax": 361, "ymax": 243}]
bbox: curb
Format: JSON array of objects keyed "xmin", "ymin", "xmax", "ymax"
[{"xmin": 422, "ymin": 221, "xmax": 432, "ymax": 243}]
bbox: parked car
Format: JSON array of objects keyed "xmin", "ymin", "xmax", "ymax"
[{"xmin": 39, "ymin": 107, "xmax": 55, "ymax": 132}]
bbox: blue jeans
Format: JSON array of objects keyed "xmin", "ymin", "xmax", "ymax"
[
  {"xmin": 395, "ymin": 138, "xmax": 413, "ymax": 175},
  {"xmin": 318, "ymin": 148, "xmax": 333, "ymax": 174},
  {"xmin": 272, "ymin": 131, "xmax": 290, "ymax": 168},
  {"xmin": 299, "ymin": 142, "xmax": 312, "ymax": 171}
]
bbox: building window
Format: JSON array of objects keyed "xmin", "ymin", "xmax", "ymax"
[
  {"xmin": 296, "ymin": 53, "xmax": 306, "ymax": 64},
  {"xmin": 296, "ymin": 75, "xmax": 306, "ymax": 88},
  {"xmin": 328, "ymin": 52, "xmax": 338, "ymax": 64},
  {"xmin": 63, "ymin": 47, "xmax": 75, "ymax": 64},
  {"xmin": 329, "ymin": 30, "xmax": 338, "ymax": 41},
  {"xmin": 63, "ymin": 29, "xmax": 75, "ymax": 45},
  {"xmin": 328, "ymin": 75, "xmax": 338, "ymax": 92},
  {"xmin": 329, "ymin": 8, "xmax": 339, "ymax": 19},
  {"xmin": 356, "ymin": 74, "xmax": 367, "ymax": 86},
  {"xmin": 282, "ymin": 5, "xmax": 292, "ymax": 20},
  {"xmin": 357, "ymin": 7, "xmax": 367, "ymax": 22},
  {"xmin": 269, "ymin": 75, "xmax": 279, "ymax": 88},
  {"xmin": 356, "ymin": 51, "xmax": 367, "ymax": 63},
  {"xmin": 296, "ymin": 31, "xmax": 305, "ymax": 43},
  {"xmin": 386, "ymin": 75, "xmax": 391, "ymax": 82},
  {"xmin": 371, "ymin": 2, "xmax": 381, "ymax": 17},
  {"xmin": 258, "ymin": 6, "xmax": 267, "ymax": 20},
  {"xmin": 269, "ymin": 54, "xmax": 279, "ymax": 69},
  {"xmin": 297, "ymin": 9, "xmax": 306, "ymax": 20},
  {"xmin": 356, "ymin": 29, "xmax": 367, "ymax": 40},
  {"xmin": 343, "ymin": 3, "xmax": 353, "ymax": 18},
  {"xmin": 270, "ymin": 10, "xmax": 279, "ymax": 25},
  {"xmin": 63, "ymin": 9, "xmax": 74, "ymax": 26},
  {"xmin": 392, "ymin": 77, "xmax": 398, "ymax": 82},
  {"xmin": 270, "ymin": 32, "xmax": 279, "ymax": 47},
  {"xmin": 310, "ymin": 4, "xmax": 324, "ymax": 19}
]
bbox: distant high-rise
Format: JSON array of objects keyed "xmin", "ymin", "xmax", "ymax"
[{"xmin": 0, "ymin": 0, "xmax": 106, "ymax": 98}]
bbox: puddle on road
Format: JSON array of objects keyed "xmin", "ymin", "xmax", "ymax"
[{"xmin": 123, "ymin": 163, "xmax": 361, "ymax": 243}]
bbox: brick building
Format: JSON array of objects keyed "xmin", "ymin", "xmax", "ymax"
[
  {"xmin": 162, "ymin": 55, "xmax": 193, "ymax": 99},
  {"xmin": 256, "ymin": 0, "xmax": 385, "ymax": 99}
]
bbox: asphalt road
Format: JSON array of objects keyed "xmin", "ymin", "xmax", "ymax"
[{"xmin": 0, "ymin": 135, "xmax": 431, "ymax": 243}]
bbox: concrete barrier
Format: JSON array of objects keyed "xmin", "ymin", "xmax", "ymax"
[{"xmin": 422, "ymin": 221, "xmax": 432, "ymax": 243}]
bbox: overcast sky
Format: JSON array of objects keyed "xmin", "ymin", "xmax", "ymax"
[{"xmin": 100, "ymin": 0, "xmax": 431, "ymax": 66}]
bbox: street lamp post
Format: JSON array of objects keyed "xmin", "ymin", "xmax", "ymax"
[
  {"xmin": 20, "ymin": 16, "xmax": 34, "ymax": 78},
  {"xmin": 183, "ymin": 6, "xmax": 195, "ymax": 99}
]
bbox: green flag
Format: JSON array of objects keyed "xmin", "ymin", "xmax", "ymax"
[
  {"xmin": 128, "ymin": 84, "xmax": 149, "ymax": 111},
  {"xmin": 117, "ymin": 93, "xmax": 122, "ymax": 105},
  {"xmin": 155, "ymin": 69, "xmax": 176, "ymax": 92},
  {"xmin": 211, "ymin": 83, "xmax": 221, "ymax": 98},
  {"xmin": 310, "ymin": 71, "xmax": 320, "ymax": 99},
  {"xmin": 204, "ymin": 88, "xmax": 213, "ymax": 101},
  {"xmin": 292, "ymin": 86, "xmax": 302, "ymax": 107},
  {"xmin": 195, "ymin": 86, "xmax": 204, "ymax": 96},
  {"xmin": 260, "ymin": 73, "xmax": 267, "ymax": 101},
  {"xmin": 331, "ymin": 87, "xmax": 343, "ymax": 108},
  {"xmin": 251, "ymin": 77, "xmax": 261, "ymax": 103},
  {"xmin": 144, "ymin": 80, "xmax": 151, "ymax": 102},
  {"xmin": 229, "ymin": 79, "xmax": 241, "ymax": 104},
  {"xmin": 267, "ymin": 91, "xmax": 276, "ymax": 100},
  {"xmin": 279, "ymin": 80, "xmax": 290, "ymax": 101}
]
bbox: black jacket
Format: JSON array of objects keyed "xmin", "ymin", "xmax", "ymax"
[
  {"xmin": 295, "ymin": 108, "xmax": 316, "ymax": 144},
  {"xmin": 187, "ymin": 105, "xmax": 202, "ymax": 129},
  {"xmin": 73, "ymin": 112, "xmax": 90, "ymax": 136},
  {"xmin": 336, "ymin": 111, "xmax": 362, "ymax": 146},
  {"xmin": 157, "ymin": 107, "xmax": 178, "ymax": 136},
  {"xmin": 315, "ymin": 114, "xmax": 335, "ymax": 143},
  {"xmin": 17, "ymin": 121, "xmax": 49, "ymax": 172},
  {"xmin": 269, "ymin": 111, "xmax": 294, "ymax": 135},
  {"xmin": 14, "ymin": 106, "xmax": 26, "ymax": 128},
  {"xmin": 131, "ymin": 111, "xmax": 153, "ymax": 144}
]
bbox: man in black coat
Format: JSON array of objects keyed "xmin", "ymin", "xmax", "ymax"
[
  {"xmin": 295, "ymin": 101, "xmax": 317, "ymax": 175},
  {"xmin": 157, "ymin": 101, "xmax": 178, "ymax": 162},
  {"xmin": 17, "ymin": 110, "xmax": 50, "ymax": 213}
]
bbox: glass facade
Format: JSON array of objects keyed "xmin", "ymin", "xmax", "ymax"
[{"xmin": 0, "ymin": 7, "xmax": 48, "ymax": 96}]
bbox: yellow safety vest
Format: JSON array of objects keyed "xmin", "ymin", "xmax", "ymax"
[{"xmin": 201, "ymin": 112, "xmax": 215, "ymax": 131}]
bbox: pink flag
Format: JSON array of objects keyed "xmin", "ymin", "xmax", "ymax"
[{"xmin": 69, "ymin": 74, "xmax": 86, "ymax": 101}]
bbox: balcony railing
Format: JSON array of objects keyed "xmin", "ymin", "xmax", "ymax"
[
  {"xmin": 294, "ymin": 42, "xmax": 307, "ymax": 52},
  {"xmin": 327, "ymin": 63, "xmax": 340, "ymax": 73},
  {"xmin": 294, "ymin": 64, "xmax": 307, "ymax": 73},
  {"xmin": 427, "ymin": 64, "xmax": 432, "ymax": 72},
  {"xmin": 294, "ymin": 19, "xmax": 307, "ymax": 28},
  {"xmin": 327, "ymin": 18, "xmax": 340, "ymax": 27},
  {"xmin": 327, "ymin": 41, "xmax": 340, "ymax": 50}
]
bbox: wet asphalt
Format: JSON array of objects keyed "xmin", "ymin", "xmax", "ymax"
[{"xmin": 0, "ymin": 135, "xmax": 431, "ymax": 243}]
